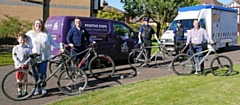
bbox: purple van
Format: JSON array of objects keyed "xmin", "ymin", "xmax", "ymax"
[{"xmin": 45, "ymin": 16, "xmax": 138, "ymax": 60}]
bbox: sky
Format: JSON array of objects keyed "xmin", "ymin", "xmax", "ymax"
[
  {"xmin": 102, "ymin": 0, "xmax": 233, "ymax": 12},
  {"xmin": 218, "ymin": 0, "xmax": 232, "ymax": 4}
]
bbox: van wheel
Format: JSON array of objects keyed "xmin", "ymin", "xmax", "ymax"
[{"xmin": 219, "ymin": 43, "xmax": 229, "ymax": 52}]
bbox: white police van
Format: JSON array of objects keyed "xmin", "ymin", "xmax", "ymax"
[{"xmin": 161, "ymin": 4, "xmax": 238, "ymax": 51}]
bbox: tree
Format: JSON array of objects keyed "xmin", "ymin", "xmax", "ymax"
[
  {"xmin": 121, "ymin": 0, "xmax": 142, "ymax": 20},
  {"xmin": 97, "ymin": 7, "xmax": 125, "ymax": 21},
  {"xmin": 0, "ymin": 14, "xmax": 32, "ymax": 39},
  {"xmin": 121, "ymin": 0, "xmax": 199, "ymax": 37}
]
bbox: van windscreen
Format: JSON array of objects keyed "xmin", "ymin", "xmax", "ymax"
[{"xmin": 168, "ymin": 19, "xmax": 195, "ymax": 30}]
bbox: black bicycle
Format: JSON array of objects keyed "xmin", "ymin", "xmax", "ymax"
[
  {"xmin": 48, "ymin": 41, "xmax": 115, "ymax": 80},
  {"xmin": 2, "ymin": 53, "xmax": 87, "ymax": 101}
]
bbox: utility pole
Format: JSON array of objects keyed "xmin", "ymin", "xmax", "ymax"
[{"xmin": 43, "ymin": 0, "xmax": 46, "ymax": 23}]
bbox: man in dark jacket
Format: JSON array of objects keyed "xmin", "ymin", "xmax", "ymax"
[{"xmin": 66, "ymin": 17, "xmax": 93, "ymax": 66}]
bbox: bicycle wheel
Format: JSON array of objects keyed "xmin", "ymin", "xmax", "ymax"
[
  {"xmin": 57, "ymin": 67, "xmax": 88, "ymax": 96},
  {"xmin": 2, "ymin": 69, "xmax": 36, "ymax": 101},
  {"xmin": 89, "ymin": 54, "xmax": 115, "ymax": 80},
  {"xmin": 171, "ymin": 54, "xmax": 194, "ymax": 75},
  {"xmin": 128, "ymin": 51, "xmax": 147, "ymax": 69},
  {"xmin": 210, "ymin": 55, "xmax": 233, "ymax": 76},
  {"xmin": 49, "ymin": 53, "xmax": 73, "ymax": 79}
]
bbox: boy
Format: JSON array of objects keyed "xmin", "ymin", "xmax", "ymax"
[{"xmin": 12, "ymin": 34, "xmax": 32, "ymax": 97}]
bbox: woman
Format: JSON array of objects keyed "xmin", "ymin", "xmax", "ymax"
[{"xmin": 26, "ymin": 19, "xmax": 60, "ymax": 95}]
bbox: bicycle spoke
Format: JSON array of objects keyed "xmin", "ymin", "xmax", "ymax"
[
  {"xmin": 211, "ymin": 56, "xmax": 233, "ymax": 76},
  {"xmin": 58, "ymin": 67, "xmax": 87, "ymax": 96},
  {"xmin": 2, "ymin": 70, "xmax": 36, "ymax": 101}
]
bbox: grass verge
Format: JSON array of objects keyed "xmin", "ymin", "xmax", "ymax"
[
  {"xmin": 0, "ymin": 52, "xmax": 13, "ymax": 66},
  {"xmin": 48, "ymin": 64, "xmax": 240, "ymax": 105}
]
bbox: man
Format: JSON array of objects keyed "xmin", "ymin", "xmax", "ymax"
[
  {"xmin": 186, "ymin": 20, "xmax": 214, "ymax": 76},
  {"xmin": 138, "ymin": 17, "xmax": 161, "ymax": 59},
  {"xmin": 173, "ymin": 20, "xmax": 187, "ymax": 54},
  {"xmin": 66, "ymin": 17, "xmax": 93, "ymax": 68}
]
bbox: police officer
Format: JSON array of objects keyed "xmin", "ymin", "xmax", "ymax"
[
  {"xmin": 66, "ymin": 17, "xmax": 93, "ymax": 66},
  {"xmin": 186, "ymin": 20, "xmax": 214, "ymax": 76},
  {"xmin": 173, "ymin": 20, "xmax": 187, "ymax": 54},
  {"xmin": 138, "ymin": 17, "xmax": 161, "ymax": 59}
]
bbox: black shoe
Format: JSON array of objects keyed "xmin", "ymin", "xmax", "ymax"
[{"xmin": 201, "ymin": 71, "xmax": 206, "ymax": 76}]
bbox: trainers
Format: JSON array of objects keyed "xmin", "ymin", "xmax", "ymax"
[
  {"xmin": 34, "ymin": 87, "xmax": 39, "ymax": 95},
  {"xmin": 22, "ymin": 90, "xmax": 28, "ymax": 96},
  {"xmin": 17, "ymin": 91, "xmax": 22, "ymax": 98},
  {"xmin": 189, "ymin": 70, "xmax": 196, "ymax": 74},
  {"xmin": 41, "ymin": 88, "xmax": 47, "ymax": 95}
]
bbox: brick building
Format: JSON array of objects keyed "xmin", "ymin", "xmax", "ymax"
[{"xmin": 0, "ymin": 0, "xmax": 101, "ymax": 22}]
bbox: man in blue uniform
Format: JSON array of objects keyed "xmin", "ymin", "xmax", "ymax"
[
  {"xmin": 138, "ymin": 17, "xmax": 160, "ymax": 59},
  {"xmin": 66, "ymin": 17, "xmax": 93, "ymax": 66},
  {"xmin": 173, "ymin": 20, "xmax": 187, "ymax": 54}
]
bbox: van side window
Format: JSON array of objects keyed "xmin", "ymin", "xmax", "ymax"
[
  {"xmin": 199, "ymin": 19, "xmax": 206, "ymax": 29},
  {"xmin": 113, "ymin": 23, "xmax": 130, "ymax": 38}
]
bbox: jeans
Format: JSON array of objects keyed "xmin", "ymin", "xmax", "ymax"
[
  {"xmin": 32, "ymin": 61, "xmax": 48, "ymax": 82},
  {"xmin": 189, "ymin": 45, "xmax": 204, "ymax": 72},
  {"xmin": 70, "ymin": 46, "xmax": 87, "ymax": 69}
]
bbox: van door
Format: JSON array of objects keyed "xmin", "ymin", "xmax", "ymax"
[
  {"xmin": 81, "ymin": 20, "xmax": 115, "ymax": 58},
  {"xmin": 112, "ymin": 22, "xmax": 138, "ymax": 60},
  {"xmin": 45, "ymin": 18, "xmax": 63, "ymax": 56}
]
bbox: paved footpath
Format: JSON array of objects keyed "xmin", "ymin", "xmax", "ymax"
[{"xmin": 1, "ymin": 45, "xmax": 240, "ymax": 105}]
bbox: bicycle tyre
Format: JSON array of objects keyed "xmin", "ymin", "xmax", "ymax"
[
  {"xmin": 171, "ymin": 53, "xmax": 194, "ymax": 75},
  {"xmin": 57, "ymin": 67, "xmax": 88, "ymax": 96},
  {"xmin": 128, "ymin": 50, "xmax": 147, "ymax": 69},
  {"xmin": 2, "ymin": 69, "xmax": 36, "ymax": 101},
  {"xmin": 89, "ymin": 54, "xmax": 115, "ymax": 80},
  {"xmin": 210, "ymin": 55, "xmax": 233, "ymax": 76},
  {"xmin": 49, "ymin": 53, "xmax": 73, "ymax": 79}
]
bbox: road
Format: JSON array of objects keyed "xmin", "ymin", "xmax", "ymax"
[{"xmin": 0, "ymin": 45, "xmax": 240, "ymax": 105}]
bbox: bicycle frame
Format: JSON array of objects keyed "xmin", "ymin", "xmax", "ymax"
[
  {"xmin": 66, "ymin": 43, "xmax": 98, "ymax": 68},
  {"xmin": 18, "ymin": 53, "xmax": 66, "ymax": 86},
  {"xmin": 186, "ymin": 44, "xmax": 217, "ymax": 72}
]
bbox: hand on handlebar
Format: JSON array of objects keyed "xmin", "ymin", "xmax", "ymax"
[
  {"xmin": 210, "ymin": 42, "xmax": 215, "ymax": 46},
  {"xmin": 69, "ymin": 43, "xmax": 74, "ymax": 47}
]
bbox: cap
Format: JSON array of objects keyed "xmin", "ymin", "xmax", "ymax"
[
  {"xmin": 177, "ymin": 20, "xmax": 182, "ymax": 23},
  {"xmin": 144, "ymin": 17, "xmax": 149, "ymax": 21}
]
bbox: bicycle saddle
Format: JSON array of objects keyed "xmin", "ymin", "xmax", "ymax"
[{"xmin": 27, "ymin": 53, "xmax": 40, "ymax": 58}]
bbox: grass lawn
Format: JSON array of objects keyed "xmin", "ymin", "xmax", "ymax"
[
  {"xmin": 48, "ymin": 64, "xmax": 240, "ymax": 105},
  {"xmin": 0, "ymin": 52, "xmax": 13, "ymax": 66},
  {"xmin": 238, "ymin": 35, "xmax": 240, "ymax": 43},
  {"xmin": 151, "ymin": 42, "xmax": 158, "ymax": 54}
]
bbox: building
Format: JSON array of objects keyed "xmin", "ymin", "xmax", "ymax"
[
  {"xmin": 224, "ymin": 0, "xmax": 240, "ymax": 23},
  {"xmin": 0, "ymin": 0, "xmax": 101, "ymax": 22},
  {"xmin": 200, "ymin": 0, "xmax": 223, "ymax": 6}
]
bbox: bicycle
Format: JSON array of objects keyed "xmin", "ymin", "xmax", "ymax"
[
  {"xmin": 49, "ymin": 41, "xmax": 115, "ymax": 80},
  {"xmin": 1, "ymin": 53, "xmax": 88, "ymax": 101},
  {"xmin": 171, "ymin": 43, "xmax": 233, "ymax": 76},
  {"xmin": 128, "ymin": 42, "xmax": 169, "ymax": 68}
]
